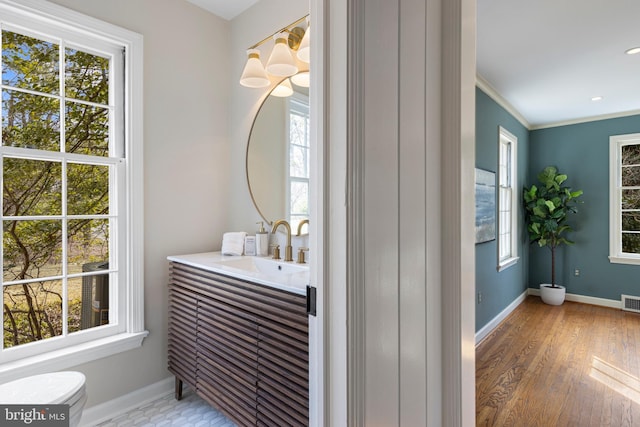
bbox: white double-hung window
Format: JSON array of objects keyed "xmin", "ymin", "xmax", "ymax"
[
  {"xmin": 609, "ymin": 133, "xmax": 640, "ymax": 264},
  {"xmin": 497, "ymin": 126, "xmax": 518, "ymax": 271},
  {"xmin": 287, "ymin": 93, "xmax": 310, "ymax": 231},
  {"xmin": 0, "ymin": 0, "xmax": 145, "ymax": 379}
]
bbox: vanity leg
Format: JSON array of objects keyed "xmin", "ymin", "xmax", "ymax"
[{"xmin": 175, "ymin": 377, "xmax": 183, "ymax": 400}]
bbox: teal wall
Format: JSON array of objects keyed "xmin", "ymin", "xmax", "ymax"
[
  {"xmin": 476, "ymin": 85, "xmax": 640, "ymax": 333},
  {"xmin": 475, "ymin": 88, "xmax": 529, "ymax": 331},
  {"xmin": 529, "ymin": 115, "xmax": 640, "ymax": 300}
]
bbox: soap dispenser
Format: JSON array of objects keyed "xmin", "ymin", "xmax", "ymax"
[{"xmin": 256, "ymin": 221, "xmax": 269, "ymax": 257}]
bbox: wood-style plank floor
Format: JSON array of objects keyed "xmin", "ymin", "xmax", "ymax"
[{"xmin": 476, "ymin": 296, "xmax": 640, "ymax": 426}]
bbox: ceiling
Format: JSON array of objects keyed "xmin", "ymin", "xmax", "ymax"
[
  {"xmin": 478, "ymin": 0, "xmax": 640, "ymax": 128},
  {"xmin": 186, "ymin": 0, "xmax": 258, "ymax": 21},
  {"xmin": 190, "ymin": 0, "xmax": 640, "ymax": 129}
]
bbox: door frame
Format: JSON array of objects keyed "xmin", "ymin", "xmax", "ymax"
[{"xmin": 314, "ymin": 0, "xmax": 476, "ymax": 424}]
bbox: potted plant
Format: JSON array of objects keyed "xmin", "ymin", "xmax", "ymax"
[{"xmin": 523, "ymin": 166, "xmax": 583, "ymax": 305}]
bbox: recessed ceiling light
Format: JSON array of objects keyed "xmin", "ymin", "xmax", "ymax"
[
  {"xmin": 591, "ymin": 96, "xmax": 603, "ymax": 101},
  {"xmin": 625, "ymin": 47, "xmax": 640, "ymax": 55}
]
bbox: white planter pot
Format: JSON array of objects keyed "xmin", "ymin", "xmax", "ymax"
[{"xmin": 540, "ymin": 284, "xmax": 566, "ymax": 305}]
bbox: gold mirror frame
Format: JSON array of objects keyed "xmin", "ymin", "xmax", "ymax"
[{"xmin": 245, "ymin": 72, "xmax": 310, "ymax": 229}]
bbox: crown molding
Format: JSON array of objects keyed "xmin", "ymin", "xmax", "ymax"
[
  {"xmin": 476, "ymin": 74, "xmax": 640, "ymax": 131},
  {"xmin": 530, "ymin": 109, "xmax": 640, "ymax": 130},
  {"xmin": 476, "ymin": 75, "xmax": 530, "ymax": 129}
]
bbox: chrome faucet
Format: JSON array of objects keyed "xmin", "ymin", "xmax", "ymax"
[
  {"xmin": 296, "ymin": 219, "xmax": 309, "ymax": 236},
  {"xmin": 271, "ymin": 219, "xmax": 293, "ymax": 262}
]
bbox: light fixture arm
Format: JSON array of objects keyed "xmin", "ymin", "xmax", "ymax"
[{"xmin": 247, "ymin": 14, "xmax": 309, "ymax": 51}]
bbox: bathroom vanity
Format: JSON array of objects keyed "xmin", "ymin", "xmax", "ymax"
[{"xmin": 167, "ymin": 252, "xmax": 309, "ymax": 427}]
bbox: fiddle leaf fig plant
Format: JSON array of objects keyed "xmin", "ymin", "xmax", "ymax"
[{"xmin": 523, "ymin": 166, "xmax": 583, "ymax": 287}]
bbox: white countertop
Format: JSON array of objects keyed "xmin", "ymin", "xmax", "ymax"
[{"xmin": 167, "ymin": 252, "xmax": 309, "ymax": 296}]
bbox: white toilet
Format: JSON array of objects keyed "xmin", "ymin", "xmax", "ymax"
[{"xmin": 0, "ymin": 371, "xmax": 87, "ymax": 427}]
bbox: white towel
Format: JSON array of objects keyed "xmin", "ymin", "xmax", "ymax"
[{"xmin": 221, "ymin": 232, "xmax": 247, "ymax": 256}]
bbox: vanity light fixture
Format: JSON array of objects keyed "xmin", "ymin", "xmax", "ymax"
[
  {"xmin": 271, "ymin": 78, "xmax": 294, "ymax": 97},
  {"xmin": 625, "ymin": 47, "xmax": 640, "ymax": 55},
  {"xmin": 266, "ymin": 33, "xmax": 299, "ymax": 76},
  {"xmin": 290, "ymin": 71, "xmax": 310, "ymax": 88},
  {"xmin": 296, "ymin": 19, "xmax": 310, "ymax": 63},
  {"xmin": 239, "ymin": 15, "xmax": 309, "ymax": 89},
  {"xmin": 239, "ymin": 49, "xmax": 270, "ymax": 88}
]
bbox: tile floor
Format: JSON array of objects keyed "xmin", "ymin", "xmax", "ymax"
[{"xmin": 94, "ymin": 390, "xmax": 236, "ymax": 427}]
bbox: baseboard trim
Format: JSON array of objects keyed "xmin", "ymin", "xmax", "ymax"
[
  {"xmin": 527, "ymin": 288, "xmax": 621, "ymax": 309},
  {"xmin": 79, "ymin": 376, "xmax": 174, "ymax": 426},
  {"xmin": 475, "ymin": 290, "xmax": 528, "ymax": 345}
]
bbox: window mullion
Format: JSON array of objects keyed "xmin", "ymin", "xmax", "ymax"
[{"xmin": 59, "ymin": 39, "xmax": 69, "ymax": 337}]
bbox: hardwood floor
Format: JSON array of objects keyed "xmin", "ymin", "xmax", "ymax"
[{"xmin": 476, "ymin": 296, "xmax": 640, "ymax": 426}]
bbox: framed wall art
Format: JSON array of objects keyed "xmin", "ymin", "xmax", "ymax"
[{"xmin": 475, "ymin": 168, "xmax": 496, "ymax": 244}]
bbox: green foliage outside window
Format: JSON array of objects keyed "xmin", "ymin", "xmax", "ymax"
[
  {"xmin": 2, "ymin": 30, "xmax": 111, "ymax": 348},
  {"xmin": 621, "ymin": 144, "xmax": 640, "ymax": 254}
]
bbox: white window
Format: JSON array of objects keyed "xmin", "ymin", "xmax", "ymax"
[
  {"xmin": 497, "ymin": 126, "xmax": 519, "ymax": 271},
  {"xmin": 609, "ymin": 133, "xmax": 640, "ymax": 265},
  {"xmin": 0, "ymin": 0, "xmax": 145, "ymax": 381},
  {"xmin": 287, "ymin": 93, "xmax": 310, "ymax": 231}
]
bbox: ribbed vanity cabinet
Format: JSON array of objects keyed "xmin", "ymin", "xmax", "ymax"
[{"xmin": 167, "ymin": 261, "xmax": 309, "ymax": 427}]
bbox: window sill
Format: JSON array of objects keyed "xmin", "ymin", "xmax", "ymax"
[
  {"xmin": 0, "ymin": 331, "xmax": 149, "ymax": 384},
  {"xmin": 609, "ymin": 255, "xmax": 640, "ymax": 266},
  {"xmin": 497, "ymin": 256, "xmax": 519, "ymax": 272}
]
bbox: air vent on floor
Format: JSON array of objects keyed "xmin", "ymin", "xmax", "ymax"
[{"xmin": 621, "ymin": 295, "xmax": 640, "ymax": 313}]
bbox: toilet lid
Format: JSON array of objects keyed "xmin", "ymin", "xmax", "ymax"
[{"xmin": 0, "ymin": 371, "xmax": 86, "ymax": 404}]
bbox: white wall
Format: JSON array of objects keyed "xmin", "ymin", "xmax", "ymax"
[{"xmin": 47, "ymin": 0, "xmax": 231, "ymax": 407}]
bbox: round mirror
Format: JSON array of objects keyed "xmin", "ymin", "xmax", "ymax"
[{"xmin": 246, "ymin": 73, "xmax": 310, "ymax": 231}]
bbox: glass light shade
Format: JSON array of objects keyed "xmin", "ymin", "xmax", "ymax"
[
  {"xmin": 271, "ymin": 78, "xmax": 294, "ymax": 97},
  {"xmin": 291, "ymin": 71, "xmax": 310, "ymax": 88},
  {"xmin": 266, "ymin": 34, "xmax": 298, "ymax": 77},
  {"xmin": 240, "ymin": 49, "xmax": 270, "ymax": 88},
  {"xmin": 297, "ymin": 25, "xmax": 310, "ymax": 63}
]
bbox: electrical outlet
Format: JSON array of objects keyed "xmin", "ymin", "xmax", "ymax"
[
  {"xmin": 574, "ymin": 269, "xmax": 580, "ymax": 276},
  {"xmin": 477, "ymin": 292, "xmax": 482, "ymax": 304}
]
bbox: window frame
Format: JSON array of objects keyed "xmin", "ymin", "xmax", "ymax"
[
  {"xmin": 609, "ymin": 133, "xmax": 640, "ymax": 265},
  {"xmin": 497, "ymin": 126, "xmax": 519, "ymax": 271},
  {"xmin": 0, "ymin": 0, "xmax": 146, "ymax": 383},
  {"xmin": 286, "ymin": 91, "xmax": 310, "ymax": 230}
]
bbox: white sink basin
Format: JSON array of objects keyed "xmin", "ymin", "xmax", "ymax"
[
  {"xmin": 167, "ymin": 253, "xmax": 310, "ymax": 295},
  {"xmin": 217, "ymin": 256, "xmax": 308, "ymax": 275}
]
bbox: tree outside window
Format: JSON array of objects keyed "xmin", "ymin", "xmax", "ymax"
[{"xmin": 2, "ymin": 30, "xmax": 115, "ymax": 349}]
